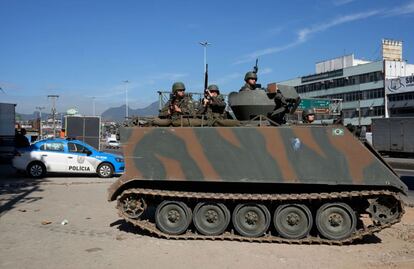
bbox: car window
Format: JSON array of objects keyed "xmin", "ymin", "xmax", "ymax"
[
  {"xmin": 40, "ymin": 142, "xmax": 64, "ymax": 152},
  {"xmin": 68, "ymin": 142, "xmax": 87, "ymax": 153}
]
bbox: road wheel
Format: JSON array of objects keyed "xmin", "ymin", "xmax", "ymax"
[
  {"xmin": 118, "ymin": 194, "xmax": 146, "ymax": 219},
  {"xmin": 97, "ymin": 163, "xmax": 113, "ymax": 178},
  {"xmin": 155, "ymin": 201, "xmax": 192, "ymax": 235},
  {"xmin": 274, "ymin": 204, "xmax": 313, "ymax": 239},
  {"xmin": 193, "ymin": 202, "xmax": 230, "ymax": 236},
  {"xmin": 27, "ymin": 162, "xmax": 46, "ymax": 178},
  {"xmin": 316, "ymin": 202, "xmax": 356, "ymax": 240},
  {"xmin": 232, "ymin": 203, "xmax": 270, "ymax": 237}
]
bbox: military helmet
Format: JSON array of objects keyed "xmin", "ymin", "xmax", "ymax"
[
  {"xmin": 172, "ymin": 82, "xmax": 186, "ymax": 93},
  {"xmin": 207, "ymin": 84, "xmax": 219, "ymax": 93},
  {"xmin": 302, "ymin": 108, "xmax": 315, "ymax": 120},
  {"xmin": 244, "ymin": 71, "xmax": 258, "ymax": 82}
]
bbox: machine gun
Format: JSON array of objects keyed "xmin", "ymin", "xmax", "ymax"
[
  {"xmin": 169, "ymin": 93, "xmax": 177, "ymax": 113},
  {"xmin": 268, "ymin": 84, "xmax": 301, "ymax": 125},
  {"xmin": 253, "ymin": 58, "xmax": 261, "ymax": 88},
  {"xmin": 199, "ymin": 63, "xmax": 211, "ymax": 114},
  {"xmin": 204, "ymin": 64, "xmax": 209, "ymax": 98},
  {"xmin": 253, "ymin": 58, "xmax": 258, "ymax": 74}
]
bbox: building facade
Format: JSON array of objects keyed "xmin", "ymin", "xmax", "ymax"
[{"xmin": 276, "ymin": 39, "xmax": 414, "ymax": 126}]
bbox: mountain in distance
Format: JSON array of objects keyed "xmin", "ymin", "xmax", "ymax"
[
  {"xmin": 15, "ymin": 101, "xmax": 159, "ymax": 122},
  {"xmin": 101, "ymin": 101, "xmax": 159, "ymax": 122},
  {"xmin": 16, "ymin": 112, "xmax": 51, "ymax": 121}
]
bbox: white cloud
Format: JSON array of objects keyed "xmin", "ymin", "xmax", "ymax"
[
  {"xmin": 234, "ymin": 9, "xmax": 381, "ymax": 64},
  {"xmin": 260, "ymin": 68, "xmax": 273, "ymax": 75},
  {"xmin": 386, "ymin": 0, "xmax": 414, "ymax": 16},
  {"xmin": 297, "ymin": 10, "xmax": 380, "ymax": 42},
  {"xmin": 332, "ymin": 0, "xmax": 356, "ymax": 6},
  {"xmin": 234, "ymin": 42, "xmax": 299, "ymax": 64}
]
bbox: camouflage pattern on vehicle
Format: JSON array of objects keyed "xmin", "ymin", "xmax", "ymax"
[
  {"xmin": 108, "ymin": 123, "xmax": 407, "ymax": 244},
  {"xmin": 109, "ymin": 75, "xmax": 406, "ymax": 244}
]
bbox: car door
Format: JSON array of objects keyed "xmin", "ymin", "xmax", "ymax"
[
  {"xmin": 66, "ymin": 142, "xmax": 96, "ymax": 174},
  {"xmin": 38, "ymin": 142, "xmax": 67, "ymax": 172}
]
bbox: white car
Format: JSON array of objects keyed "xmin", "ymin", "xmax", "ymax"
[
  {"xmin": 13, "ymin": 138, "xmax": 124, "ymax": 178},
  {"xmin": 107, "ymin": 139, "xmax": 120, "ymax": 149}
]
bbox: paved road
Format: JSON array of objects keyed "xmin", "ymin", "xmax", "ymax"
[
  {"xmin": 1, "ymin": 160, "xmax": 414, "ymax": 269},
  {"xmin": 1, "ymin": 175, "xmax": 414, "ymax": 269}
]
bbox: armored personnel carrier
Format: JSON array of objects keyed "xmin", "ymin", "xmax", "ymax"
[{"xmin": 108, "ymin": 86, "xmax": 407, "ymax": 244}]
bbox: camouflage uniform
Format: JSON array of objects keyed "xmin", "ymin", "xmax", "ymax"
[
  {"xmin": 199, "ymin": 84, "xmax": 226, "ymax": 121},
  {"xmin": 239, "ymin": 83, "xmax": 255, "ymax": 92},
  {"xmin": 159, "ymin": 82, "xmax": 196, "ymax": 120},
  {"xmin": 202, "ymin": 95, "xmax": 226, "ymax": 120},
  {"xmin": 239, "ymin": 71, "xmax": 258, "ymax": 92}
]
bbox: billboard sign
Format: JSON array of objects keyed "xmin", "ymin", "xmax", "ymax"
[{"xmin": 386, "ymin": 75, "xmax": 414, "ymax": 94}]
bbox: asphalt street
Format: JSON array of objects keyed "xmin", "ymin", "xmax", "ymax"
[{"xmin": 1, "ymin": 170, "xmax": 414, "ymax": 269}]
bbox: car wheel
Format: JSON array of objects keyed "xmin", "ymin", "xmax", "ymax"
[
  {"xmin": 27, "ymin": 162, "xmax": 46, "ymax": 178},
  {"xmin": 97, "ymin": 163, "xmax": 114, "ymax": 178}
]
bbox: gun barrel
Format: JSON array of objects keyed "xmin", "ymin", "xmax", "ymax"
[
  {"xmin": 204, "ymin": 64, "xmax": 208, "ymax": 92},
  {"xmin": 254, "ymin": 58, "xmax": 259, "ymax": 73}
]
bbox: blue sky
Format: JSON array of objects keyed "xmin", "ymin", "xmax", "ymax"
[{"xmin": 1, "ymin": 0, "xmax": 414, "ymax": 115}]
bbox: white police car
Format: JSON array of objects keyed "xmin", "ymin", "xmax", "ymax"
[{"xmin": 13, "ymin": 138, "xmax": 124, "ymax": 178}]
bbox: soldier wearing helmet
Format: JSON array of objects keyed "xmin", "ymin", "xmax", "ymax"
[
  {"xmin": 302, "ymin": 108, "xmax": 316, "ymax": 124},
  {"xmin": 200, "ymin": 84, "xmax": 226, "ymax": 119},
  {"xmin": 239, "ymin": 71, "xmax": 258, "ymax": 92},
  {"xmin": 159, "ymin": 82, "xmax": 195, "ymax": 119}
]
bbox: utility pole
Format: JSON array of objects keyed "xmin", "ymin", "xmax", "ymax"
[
  {"xmin": 199, "ymin": 41, "xmax": 211, "ymax": 76},
  {"xmin": 36, "ymin": 106, "xmax": 46, "ymax": 139},
  {"xmin": 123, "ymin": 80, "xmax": 129, "ymax": 120},
  {"xmin": 48, "ymin": 95, "xmax": 59, "ymax": 138}
]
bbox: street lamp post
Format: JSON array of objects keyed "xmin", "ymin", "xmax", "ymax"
[
  {"xmin": 123, "ymin": 80, "xmax": 129, "ymax": 120},
  {"xmin": 199, "ymin": 41, "xmax": 211, "ymax": 75},
  {"xmin": 36, "ymin": 106, "xmax": 46, "ymax": 139}
]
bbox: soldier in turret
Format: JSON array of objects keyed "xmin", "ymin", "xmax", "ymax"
[
  {"xmin": 200, "ymin": 84, "xmax": 226, "ymax": 119},
  {"xmin": 239, "ymin": 71, "xmax": 258, "ymax": 92},
  {"xmin": 159, "ymin": 82, "xmax": 195, "ymax": 119},
  {"xmin": 302, "ymin": 108, "xmax": 316, "ymax": 124}
]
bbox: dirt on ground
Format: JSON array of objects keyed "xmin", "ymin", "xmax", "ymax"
[{"xmin": 0, "ymin": 178, "xmax": 414, "ymax": 269}]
